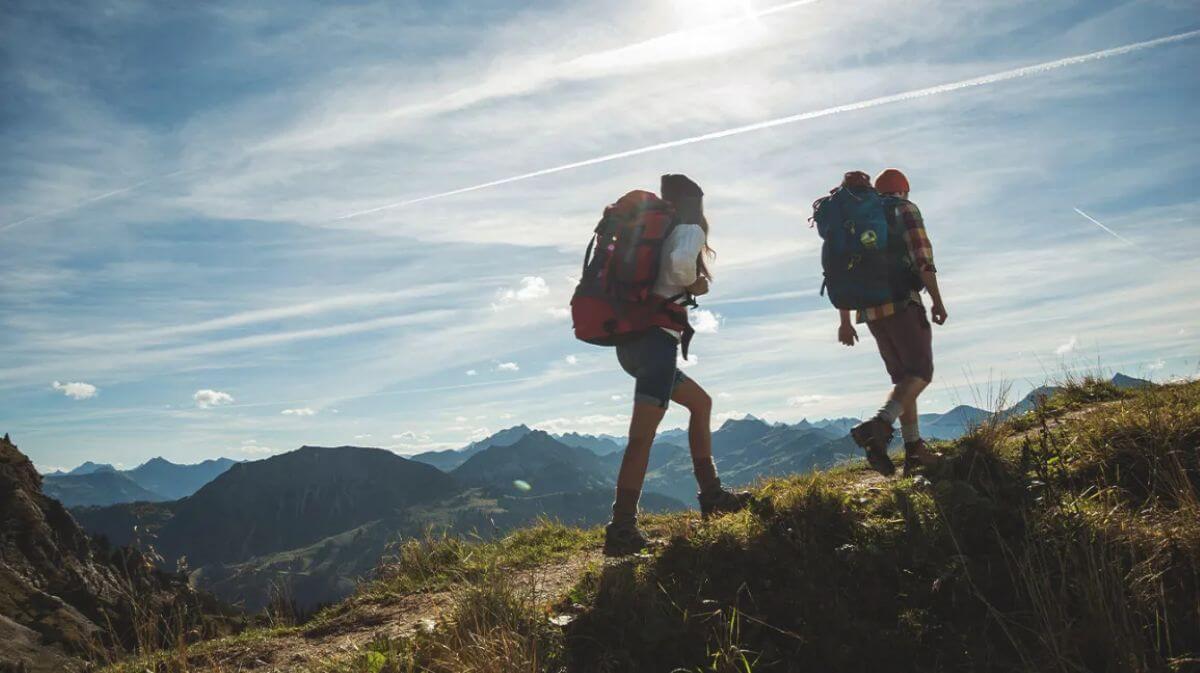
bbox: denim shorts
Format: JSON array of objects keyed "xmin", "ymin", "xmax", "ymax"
[{"xmin": 615, "ymin": 329, "xmax": 689, "ymax": 408}]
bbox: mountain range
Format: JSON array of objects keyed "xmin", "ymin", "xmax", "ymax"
[
  {"xmin": 48, "ymin": 374, "xmax": 1150, "ymax": 613},
  {"xmin": 72, "ymin": 432, "xmax": 685, "ymax": 612},
  {"xmin": 41, "ymin": 456, "xmax": 238, "ymax": 507}
]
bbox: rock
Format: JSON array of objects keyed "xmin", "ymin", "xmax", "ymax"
[{"xmin": 0, "ymin": 434, "xmax": 238, "ymax": 670}]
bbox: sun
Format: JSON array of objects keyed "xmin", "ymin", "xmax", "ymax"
[{"xmin": 669, "ymin": 0, "xmax": 757, "ymax": 28}]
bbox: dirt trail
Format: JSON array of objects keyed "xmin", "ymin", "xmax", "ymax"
[{"xmin": 187, "ymin": 550, "xmax": 603, "ymax": 672}]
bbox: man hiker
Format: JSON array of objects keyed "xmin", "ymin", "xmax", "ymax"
[{"xmin": 824, "ymin": 168, "xmax": 946, "ymax": 476}]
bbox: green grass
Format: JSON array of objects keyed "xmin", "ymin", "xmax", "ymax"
[
  {"xmin": 351, "ymin": 380, "xmax": 1199, "ymax": 673},
  {"xmin": 1005, "ymin": 373, "xmax": 1133, "ymax": 434},
  {"xmin": 304, "ymin": 518, "xmax": 599, "ymax": 631},
  {"xmin": 101, "ymin": 380, "xmax": 1200, "ymax": 673}
]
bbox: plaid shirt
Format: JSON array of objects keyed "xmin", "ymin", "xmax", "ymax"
[{"xmin": 856, "ymin": 198, "xmax": 936, "ymax": 323}]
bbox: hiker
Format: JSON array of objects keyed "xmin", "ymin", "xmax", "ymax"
[
  {"xmin": 813, "ymin": 169, "xmax": 946, "ymax": 476},
  {"xmin": 570, "ymin": 174, "xmax": 750, "ymax": 556}
]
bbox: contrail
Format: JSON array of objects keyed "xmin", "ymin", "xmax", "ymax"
[
  {"xmin": 338, "ymin": 28, "xmax": 1200, "ymax": 219},
  {"xmin": 0, "ymin": 170, "xmax": 186, "ymax": 232},
  {"xmin": 1073, "ymin": 207, "xmax": 1136, "ymax": 246},
  {"xmin": 0, "ymin": 1, "xmax": 825, "ymax": 234}
]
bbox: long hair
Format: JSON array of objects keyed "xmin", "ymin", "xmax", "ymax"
[{"xmin": 697, "ymin": 215, "xmax": 715, "ymax": 279}]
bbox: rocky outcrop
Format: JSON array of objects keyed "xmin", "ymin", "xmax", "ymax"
[{"xmin": 0, "ymin": 434, "xmax": 236, "ymax": 672}]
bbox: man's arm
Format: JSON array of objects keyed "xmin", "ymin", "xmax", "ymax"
[
  {"xmin": 898, "ymin": 201, "xmax": 947, "ymax": 325},
  {"xmin": 838, "ymin": 309, "xmax": 858, "ymax": 346},
  {"xmin": 921, "ymin": 270, "xmax": 947, "ymax": 324}
]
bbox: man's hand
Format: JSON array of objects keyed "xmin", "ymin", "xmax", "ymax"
[
  {"xmin": 686, "ymin": 277, "xmax": 709, "ymax": 297},
  {"xmin": 931, "ymin": 302, "xmax": 948, "ymax": 325},
  {"xmin": 838, "ymin": 323, "xmax": 858, "ymax": 346}
]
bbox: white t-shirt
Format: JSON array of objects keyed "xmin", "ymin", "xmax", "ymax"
[{"xmin": 653, "ymin": 223, "xmax": 706, "ymax": 338}]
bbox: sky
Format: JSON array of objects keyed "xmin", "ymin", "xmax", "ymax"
[{"xmin": 2, "ymin": 0, "xmax": 1198, "ymax": 473}]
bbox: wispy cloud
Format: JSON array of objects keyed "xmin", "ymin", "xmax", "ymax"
[
  {"xmin": 281, "ymin": 407, "xmax": 316, "ymax": 416},
  {"xmin": 1055, "ymin": 336, "xmax": 1078, "ymax": 356},
  {"xmin": 337, "ymin": 29, "xmax": 1200, "ymax": 216}
]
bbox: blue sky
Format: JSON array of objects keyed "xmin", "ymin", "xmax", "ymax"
[{"xmin": 2, "ymin": 0, "xmax": 1198, "ymax": 472}]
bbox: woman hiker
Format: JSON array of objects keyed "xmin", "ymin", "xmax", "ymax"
[{"xmin": 604, "ymin": 173, "xmax": 752, "ymax": 556}]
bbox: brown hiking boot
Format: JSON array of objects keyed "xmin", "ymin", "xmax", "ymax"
[
  {"xmin": 903, "ymin": 439, "xmax": 941, "ymax": 477},
  {"xmin": 851, "ymin": 417, "xmax": 896, "ymax": 476},
  {"xmin": 698, "ymin": 487, "xmax": 753, "ymax": 519},
  {"xmin": 603, "ymin": 519, "xmax": 648, "ymax": 557}
]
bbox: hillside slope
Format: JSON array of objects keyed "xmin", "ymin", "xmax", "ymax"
[
  {"xmin": 42, "ymin": 470, "xmax": 168, "ymax": 507},
  {"xmin": 155, "ymin": 446, "xmax": 458, "ymax": 568},
  {"xmin": 107, "ymin": 378, "xmax": 1199, "ymax": 673},
  {"xmin": 0, "ymin": 435, "xmax": 234, "ymax": 673}
]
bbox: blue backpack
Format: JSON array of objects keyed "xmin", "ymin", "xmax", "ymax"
[{"xmin": 812, "ymin": 173, "xmax": 916, "ymax": 310}]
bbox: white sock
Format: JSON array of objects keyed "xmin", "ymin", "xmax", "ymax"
[
  {"xmin": 901, "ymin": 422, "xmax": 921, "ymax": 444},
  {"xmin": 876, "ymin": 400, "xmax": 903, "ymax": 424}
]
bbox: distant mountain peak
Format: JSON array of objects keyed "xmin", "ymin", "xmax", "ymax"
[
  {"xmin": 67, "ymin": 461, "xmax": 117, "ymax": 475},
  {"xmin": 1111, "ymin": 373, "xmax": 1152, "ymax": 389},
  {"xmin": 718, "ymin": 414, "xmax": 768, "ymax": 431}
]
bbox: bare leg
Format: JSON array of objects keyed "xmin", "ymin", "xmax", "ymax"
[
  {"xmin": 671, "ymin": 378, "xmax": 720, "ymax": 493},
  {"xmin": 671, "ymin": 378, "xmax": 713, "ymax": 465},
  {"xmin": 615, "ymin": 402, "xmax": 667, "ymax": 496}
]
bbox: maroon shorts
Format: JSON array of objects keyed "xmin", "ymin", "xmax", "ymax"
[{"xmin": 867, "ymin": 303, "xmax": 934, "ymax": 384}]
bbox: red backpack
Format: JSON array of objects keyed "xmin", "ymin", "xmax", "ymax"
[{"xmin": 570, "ymin": 190, "xmax": 695, "ymax": 355}]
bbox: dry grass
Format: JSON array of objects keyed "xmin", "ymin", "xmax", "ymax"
[{"xmin": 102, "ymin": 380, "xmax": 1200, "ymax": 673}]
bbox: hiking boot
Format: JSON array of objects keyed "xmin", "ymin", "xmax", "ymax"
[
  {"xmin": 603, "ymin": 519, "xmax": 648, "ymax": 557},
  {"xmin": 903, "ymin": 439, "xmax": 941, "ymax": 477},
  {"xmin": 851, "ymin": 417, "xmax": 896, "ymax": 477},
  {"xmin": 698, "ymin": 487, "xmax": 753, "ymax": 519}
]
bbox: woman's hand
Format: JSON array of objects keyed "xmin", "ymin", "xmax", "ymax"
[{"xmin": 686, "ymin": 277, "xmax": 709, "ymax": 296}]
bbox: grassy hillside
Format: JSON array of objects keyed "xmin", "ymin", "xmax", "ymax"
[{"xmin": 105, "ymin": 378, "xmax": 1200, "ymax": 672}]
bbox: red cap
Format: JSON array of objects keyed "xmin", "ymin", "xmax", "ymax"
[{"xmin": 874, "ymin": 168, "xmax": 910, "ymax": 194}]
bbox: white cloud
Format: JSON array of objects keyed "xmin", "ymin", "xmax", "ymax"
[
  {"xmin": 787, "ymin": 394, "xmax": 826, "ymax": 407},
  {"xmin": 500, "ymin": 276, "xmax": 550, "ymax": 302},
  {"xmin": 455, "ymin": 416, "xmax": 468, "ymax": 423},
  {"xmin": 677, "ymin": 354, "xmax": 698, "ymax": 369},
  {"xmin": 392, "ymin": 430, "xmax": 430, "ymax": 441},
  {"xmin": 353, "ymin": 434, "xmax": 373, "ymax": 439},
  {"xmin": 496, "ymin": 361, "xmax": 520, "ymax": 372},
  {"xmin": 689, "ymin": 309, "xmax": 721, "ymax": 334},
  {"xmin": 466, "ymin": 369, "xmax": 478, "ymax": 376},
  {"xmin": 610, "ymin": 394, "xmax": 624, "ymax": 401},
  {"xmin": 547, "ymin": 307, "xmax": 571, "ymax": 320},
  {"xmin": 718, "ymin": 392, "xmax": 733, "ymax": 399},
  {"xmin": 1055, "ymin": 336, "xmax": 1079, "ymax": 355},
  {"xmin": 468, "ymin": 427, "xmax": 491, "ymax": 441},
  {"xmin": 235, "ymin": 439, "xmax": 279, "ymax": 455},
  {"xmin": 193, "ymin": 389, "xmax": 234, "ymax": 408},
  {"xmin": 1147, "ymin": 359, "xmax": 1165, "ymax": 371},
  {"xmin": 51, "ymin": 380, "xmax": 97, "ymax": 400},
  {"xmin": 533, "ymin": 414, "xmax": 626, "ymax": 434},
  {"xmin": 281, "ymin": 407, "xmax": 316, "ymax": 416},
  {"xmin": 565, "ymin": 355, "xmax": 579, "ymax": 365}
]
